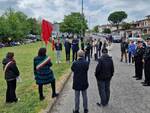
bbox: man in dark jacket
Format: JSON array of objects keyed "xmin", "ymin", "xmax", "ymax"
[
  {"xmin": 71, "ymin": 50, "xmax": 90, "ymax": 113},
  {"xmin": 133, "ymin": 40, "xmax": 145, "ymax": 80},
  {"xmin": 85, "ymin": 42, "xmax": 91, "ymax": 62},
  {"xmin": 120, "ymin": 39, "xmax": 128, "ymax": 63},
  {"xmin": 2, "ymin": 52, "xmax": 20, "ymax": 103},
  {"xmin": 64, "ymin": 38, "xmax": 71, "ymax": 63},
  {"xmin": 72, "ymin": 36, "xmax": 79, "ymax": 62},
  {"xmin": 143, "ymin": 38, "xmax": 150, "ymax": 86},
  {"xmin": 95, "ymin": 48, "xmax": 114, "ymax": 107}
]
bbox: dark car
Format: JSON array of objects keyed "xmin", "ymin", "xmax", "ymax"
[{"xmin": 0, "ymin": 42, "xmax": 5, "ymax": 48}]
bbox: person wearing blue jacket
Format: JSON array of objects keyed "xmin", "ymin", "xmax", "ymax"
[{"xmin": 128, "ymin": 41, "xmax": 136, "ymax": 65}]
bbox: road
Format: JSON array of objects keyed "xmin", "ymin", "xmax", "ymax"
[{"xmin": 50, "ymin": 43, "xmax": 150, "ymax": 113}]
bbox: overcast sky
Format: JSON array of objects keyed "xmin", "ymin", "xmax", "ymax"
[{"xmin": 0, "ymin": 0, "xmax": 150, "ymax": 28}]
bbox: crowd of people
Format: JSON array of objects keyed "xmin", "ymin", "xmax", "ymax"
[
  {"xmin": 1, "ymin": 36, "xmax": 108, "ymax": 104},
  {"xmin": 2, "ymin": 35, "xmax": 150, "ymax": 113},
  {"xmin": 120, "ymin": 37, "xmax": 150, "ymax": 86}
]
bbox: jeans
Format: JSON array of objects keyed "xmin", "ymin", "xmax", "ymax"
[
  {"xmin": 56, "ymin": 50, "xmax": 61, "ymax": 62},
  {"xmin": 74, "ymin": 90, "xmax": 88, "ymax": 111},
  {"xmin": 6, "ymin": 79, "xmax": 17, "ymax": 102},
  {"xmin": 97, "ymin": 80, "xmax": 110, "ymax": 106},
  {"xmin": 128, "ymin": 52, "xmax": 134, "ymax": 64},
  {"xmin": 85, "ymin": 53, "xmax": 90, "ymax": 62},
  {"xmin": 121, "ymin": 51, "xmax": 127, "ymax": 62}
]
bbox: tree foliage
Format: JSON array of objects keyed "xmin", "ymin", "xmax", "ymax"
[
  {"xmin": 93, "ymin": 25, "xmax": 99, "ymax": 33},
  {"xmin": 60, "ymin": 12, "xmax": 88, "ymax": 35},
  {"xmin": 0, "ymin": 8, "xmax": 41, "ymax": 41},
  {"xmin": 102, "ymin": 28, "xmax": 111, "ymax": 34},
  {"xmin": 108, "ymin": 11, "xmax": 127, "ymax": 30},
  {"xmin": 122, "ymin": 22, "xmax": 131, "ymax": 30}
]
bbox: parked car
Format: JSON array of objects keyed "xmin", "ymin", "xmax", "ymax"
[
  {"xmin": 10, "ymin": 41, "xmax": 21, "ymax": 46},
  {"xmin": 112, "ymin": 35, "xmax": 122, "ymax": 43},
  {"xmin": 22, "ymin": 39, "xmax": 34, "ymax": 44},
  {"xmin": 0, "ymin": 42, "xmax": 5, "ymax": 48}
]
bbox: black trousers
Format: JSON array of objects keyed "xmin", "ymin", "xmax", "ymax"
[
  {"xmin": 144, "ymin": 60, "xmax": 150, "ymax": 84},
  {"xmin": 6, "ymin": 79, "xmax": 17, "ymax": 103},
  {"xmin": 72, "ymin": 51, "xmax": 77, "ymax": 62},
  {"xmin": 90, "ymin": 48, "xmax": 93, "ymax": 58},
  {"xmin": 65, "ymin": 51, "xmax": 70, "ymax": 62},
  {"xmin": 38, "ymin": 80, "xmax": 56, "ymax": 98},
  {"xmin": 135, "ymin": 60, "xmax": 143, "ymax": 79}
]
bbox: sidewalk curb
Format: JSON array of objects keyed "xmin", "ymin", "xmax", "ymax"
[{"xmin": 42, "ymin": 71, "xmax": 72, "ymax": 113}]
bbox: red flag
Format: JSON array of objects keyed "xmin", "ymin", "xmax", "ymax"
[{"xmin": 41, "ymin": 19, "xmax": 53, "ymax": 45}]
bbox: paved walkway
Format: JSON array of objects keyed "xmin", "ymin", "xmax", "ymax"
[{"xmin": 50, "ymin": 44, "xmax": 150, "ymax": 113}]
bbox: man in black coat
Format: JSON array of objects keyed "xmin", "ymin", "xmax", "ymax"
[
  {"xmin": 64, "ymin": 38, "xmax": 71, "ymax": 63},
  {"xmin": 85, "ymin": 43, "xmax": 91, "ymax": 62},
  {"xmin": 133, "ymin": 40, "xmax": 145, "ymax": 80},
  {"xmin": 71, "ymin": 50, "xmax": 90, "ymax": 113},
  {"xmin": 95, "ymin": 48, "xmax": 114, "ymax": 107},
  {"xmin": 72, "ymin": 36, "xmax": 79, "ymax": 62},
  {"xmin": 120, "ymin": 39, "xmax": 128, "ymax": 63},
  {"xmin": 143, "ymin": 38, "xmax": 150, "ymax": 86}
]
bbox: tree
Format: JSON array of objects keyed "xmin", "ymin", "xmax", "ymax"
[
  {"xmin": 108, "ymin": 11, "xmax": 127, "ymax": 30},
  {"xmin": 122, "ymin": 22, "xmax": 131, "ymax": 30},
  {"xmin": 102, "ymin": 28, "xmax": 111, "ymax": 34},
  {"xmin": 27, "ymin": 18, "xmax": 41, "ymax": 35},
  {"xmin": 0, "ymin": 8, "xmax": 41, "ymax": 41},
  {"xmin": 60, "ymin": 12, "xmax": 88, "ymax": 35},
  {"xmin": 93, "ymin": 25, "xmax": 99, "ymax": 33},
  {"xmin": 1, "ymin": 8, "xmax": 30, "ymax": 40}
]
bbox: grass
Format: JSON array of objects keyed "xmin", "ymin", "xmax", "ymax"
[{"xmin": 0, "ymin": 42, "xmax": 71, "ymax": 113}]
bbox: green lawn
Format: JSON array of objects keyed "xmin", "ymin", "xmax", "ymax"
[{"xmin": 0, "ymin": 42, "xmax": 71, "ymax": 113}]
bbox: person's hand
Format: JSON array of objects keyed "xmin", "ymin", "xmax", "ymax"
[{"xmin": 142, "ymin": 59, "xmax": 145, "ymax": 63}]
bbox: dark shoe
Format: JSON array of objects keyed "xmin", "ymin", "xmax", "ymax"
[
  {"xmin": 97, "ymin": 102, "xmax": 108, "ymax": 107},
  {"xmin": 6, "ymin": 100, "xmax": 13, "ymax": 103},
  {"xmin": 96, "ymin": 102, "xmax": 103, "ymax": 107},
  {"xmin": 84, "ymin": 109, "xmax": 88, "ymax": 113},
  {"xmin": 136, "ymin": 78, "xmax": 142, "ymax": 80},
  {"xmin": 73, "ymin": 110, "xmax": 79, "ymax": 113},
  {"xmin": 14, "ymin": 98, "xmax": 20, "ymax": 102},
  {"xmin": 40, "ymin": 96, "xmax": 45, "ymax": 101},
  {"xmin": 143, "ymin": 83, "xmax": 150, "ymax": 86},
  {"xmin": 52, "ymin": 93, "xmax": 59, "ymax": 98},
  {"xmin": 132, "ymin": 76, "xmax": 137, "ymax": 78},
  {"xmin": 141, "ymin": 82, "xmax": 146, "ymax": 84}
]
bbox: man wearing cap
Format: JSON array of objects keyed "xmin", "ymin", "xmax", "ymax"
[
  {"xmin": 143, "ymin": 38, "xmax": 150, "ymax": 86},
  {"xmin": 95, "ymin": 48, "xmax": 114, "ymax": 107},
  {"xmin": 133, "ymin": 40, "xmax": 145, "ymax": 80},
  {"xmin": 71, "ymin": 50, "xmax": 90, "ymax": 113}
]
